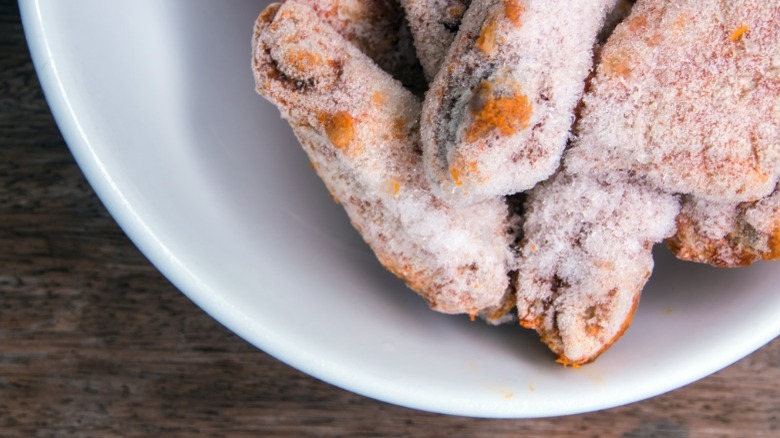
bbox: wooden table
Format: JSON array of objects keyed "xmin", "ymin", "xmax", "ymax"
[{"xmin": 1, "ymin": 2, "xmax": 777, "ymax": 435}]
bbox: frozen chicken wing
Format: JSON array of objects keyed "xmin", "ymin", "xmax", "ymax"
[
  {"xmin": 421, "ymin": 0, "xmax": 620, "ymax": 204},
  {"xmin": 515, "ymin": 0, "xmax": 779, "ymax": 364},
  {"xmin": 516, "ymin": 173, "xmax": 678, "ymax": 365},
  {"xmin": 566, "ymin": 0, "xmax": 780, "ymax": 203},
  {"xmin": 250, "ymin": 0, "xmax": 780, "ymax": 366},
  {"xmin": 292, "ymin": 0, "xmax": 426, "ymax": 92},
  {"xmin": 253, "ymin": 2, "xmax": 514, "ymax": 316}
]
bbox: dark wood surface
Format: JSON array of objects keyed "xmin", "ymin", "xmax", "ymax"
[{"xmin": 1, "ymin": 1, "xmax": 778, "ymax": 436}]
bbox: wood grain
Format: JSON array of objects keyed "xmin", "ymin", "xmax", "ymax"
[{"xmin": 1, "ymin": 1, "xmax": 777, "ymax": 436}]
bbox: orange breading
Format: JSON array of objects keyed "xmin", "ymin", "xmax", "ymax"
[
  {"xmin": 503, "ymin": 0, "xmax": 524, "ymax": 27},
  {"xmin": 449, "ymin": 167, "xmax": 463, "ymax": 186},
  {"xmin": 320, "ymin": 112, "xmax": 355, "ymax": 150},
  {"xmin": 465, "ymin": 82, "xmax": 532, "ymax": 142},
  {"xmin": 768, "ymin": 227, "xmax": 780, "ymax": 260},
  {"xmin": 371, "ymin": 91, "xmax": 388, "ymax": 106},
  {"xmin": 730, "ymin": 25, "xmax": 749, "ymax": 41},
  {"xmin": 392, "ymin": 181, "xmax": 401, "ymax": 196},
  {"xmin": 602, "ymin": 51, "xmax": 632, "ymax": 78},
  {"xmin": 476, "ymin": 15, "xmax": 498, "ymax": 54},
  {"xmin": 627, "ymin": 15, "xmax": 647, "ymax": 32}
]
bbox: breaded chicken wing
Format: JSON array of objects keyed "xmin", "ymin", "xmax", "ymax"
[
  {"xmin": 566, "ymin": 0, "xmax": 780, "ymax": 203},
  {"xmin": 515, "ymin": 0, "xmax": 779, "ymax": 364},
  {"xmin": 516, "ymin": 173, "xmax": 678, "ymax": 365},
  {"xmin": 253, "ymin": 2, "xmax": 514, "ymax": 316},
  {"xmin": 421, "ymin": 0, "xmax": 619, "ymax": 204}
]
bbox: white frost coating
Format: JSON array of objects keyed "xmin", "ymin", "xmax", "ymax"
[
  {"xmin": 516, "ymin": 172, "xmax": 679, "ymax": 364},
  {"xmin": 566, "ymin": 0, "xmax": 780, "ymax": 202},
  {"xmin": 678, "ymin": 198, "xmax": 737, "ymax": 241}
]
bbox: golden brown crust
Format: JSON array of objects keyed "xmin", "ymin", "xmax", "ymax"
[
  {"xmin": 399, "ymin": 0, "xmax": 472, "ymax": 80},
  {"xmin": 666, "ymin": 212, "xmax": 757, "ymax": 268},
  {"xmin": 667, "ymin": 189, "xmax": 780, "ymax": 267}
]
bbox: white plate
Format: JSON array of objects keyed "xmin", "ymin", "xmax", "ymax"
[{"xmin": 21, "ymin": 0, "xmax": 780, "ymax": 418}]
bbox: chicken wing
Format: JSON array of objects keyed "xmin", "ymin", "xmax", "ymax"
[
  {"xmin": 516, "ymin": 172, "xmax": 678, "ymax": 365},
  {"xmin": 516, "ymin": 0, "xmax": 779, "ymax": 364},
  {"xmin": 253, "ymin": 2, "xmax": 514, "ymax": 316},
  {"xmin": 421, "ymin": 0, "xmax": 620, "ymax": 204},
  {"xmin": 566, "ymin": 0, "xmax": 780, "ymax": 203}
]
